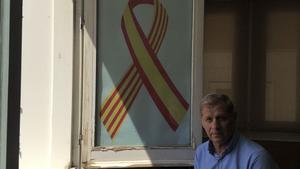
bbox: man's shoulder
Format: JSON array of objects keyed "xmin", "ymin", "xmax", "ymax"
[
  {"xmin": 235, "ymin": 135, "xmax": 280, "ymax": 168},
  {"xmin": 237, "ymin": 135, "xmax": 267, "ymax": 155},
  {"xmin": 195, "ymin": 140, "xmax": 209, "ymax": 153}
]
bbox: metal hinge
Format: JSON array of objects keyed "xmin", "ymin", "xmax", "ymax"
[
  {"xmin": 192, "ymin": 135, "xmax": 196, "ymax": 149},
  {"xmin": 80, "ymin": 17, "xmax": 85, "ymax": 30},
  {"xmin": 79, "ymin": 133, "xmax": 83, "ymax": 145}
]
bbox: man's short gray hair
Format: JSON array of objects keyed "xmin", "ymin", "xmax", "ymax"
[{"xmin": 200, "ymin": 93, "xmax": 235, "ymax": 115}]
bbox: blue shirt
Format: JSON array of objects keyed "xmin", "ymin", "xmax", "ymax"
[{"xmin": 194, "ymin": 134, "xmax": 279, "ymax": 169}]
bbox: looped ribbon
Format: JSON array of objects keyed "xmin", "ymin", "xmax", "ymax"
[{"xmin": 100, "ymin": 0, "xmax": 189, "ymax": 139}]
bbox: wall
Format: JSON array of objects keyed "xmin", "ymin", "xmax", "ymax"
[
  {"xmin": 20, "ymin": 0, "xmax": 73, "ymax": 169},
  {"xmin": 257, "ymin": 140, "xmax": 300, "ymax": 169}
]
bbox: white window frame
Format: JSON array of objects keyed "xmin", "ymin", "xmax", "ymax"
[
  {"xmin": 0, "ymin": 0, "xmax": 10, "ymax": 168},
  {"xmin": 73, "ymin": 0, "xmax": 205, "ymax": 168}
]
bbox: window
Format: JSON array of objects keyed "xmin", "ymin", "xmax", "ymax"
[
  {"xmin": 203, "ymin": 0, "xmax": 300, "ymax": 137},
  {"xmin": 76, "ymin": 0, "xmax": 204, "ymax": 168}
]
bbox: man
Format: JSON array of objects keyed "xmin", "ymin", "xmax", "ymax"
[{"xmin": 194, "ymin": 93, "xmax": 279, "ymax": 169}]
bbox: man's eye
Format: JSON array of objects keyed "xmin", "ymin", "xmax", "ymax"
[{"xmin": 206, "ymin": 118, "xmax": 212, "ymax": 123}]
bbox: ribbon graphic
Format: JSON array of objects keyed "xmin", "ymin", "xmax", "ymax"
[{"xmin": 100, "ymin": 0, "xmax": 189, "ymax": 139}]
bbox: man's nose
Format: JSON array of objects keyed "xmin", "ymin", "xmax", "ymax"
[{"xmin": 211, "ymin": 119, "xmax": 220, "ymax": 129}]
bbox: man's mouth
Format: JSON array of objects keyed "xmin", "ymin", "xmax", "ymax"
[{"xmin": 211, "ymin": 133, "xmax": 222, "ymax": 137}]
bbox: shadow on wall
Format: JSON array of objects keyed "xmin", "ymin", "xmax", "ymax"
[{"xmin": 256, "ymin": 140, "xmax": 300, "ymax": 169}]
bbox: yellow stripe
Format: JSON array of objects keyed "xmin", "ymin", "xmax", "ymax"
[
  {"xmin": 101, "ymin": 66, "xmax": 137, "ymax": 121},
  {"xmin": 124, "ymin": 8, "xmax": 186, "ymax": 123},
  {"xmin": 100, "ymin": 67, "xmax": 137, "ymax": 121},
  {"xmin": 109, "ymin": 79, "xmax": 143, "ymax": 136},
  {"xmin": 105, "ymin": 71, "xmax": 140, "ymax": 128},
  {"xmin": 101, "ymin": 91, "xmax": 121, "ymax": 122}
]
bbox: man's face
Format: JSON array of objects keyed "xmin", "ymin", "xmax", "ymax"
[{"xmin": 201, "ymin": 105, "xmax": 235, "ymax": 146}]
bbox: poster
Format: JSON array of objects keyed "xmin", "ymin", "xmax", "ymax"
[{"xmin": 95, "ymin": 0, "xmax": 193, "ymax": 147}]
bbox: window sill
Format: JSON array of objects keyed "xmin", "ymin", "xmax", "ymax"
[
  {"xmin": 84, "ymin": 148, "xmax": 195, "ymax": 168},
  {"xmin": 84, "ymin": 160, "xmax": 193, "ymax": 168}
]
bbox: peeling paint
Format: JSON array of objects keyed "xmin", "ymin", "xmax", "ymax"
[{"xmin": 93, "ymin": 145, "xmax": 189, "ymax": 152}]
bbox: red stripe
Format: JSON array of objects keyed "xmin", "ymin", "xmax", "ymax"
[
  {"xmin": 103, "ymin": 69, "xmax": 139, "ymax": 124},
  {"xmin": 122, "ymin": 17, "xmax": 178, "ymax": 130},
  {"xmin": 111, "ymin": 81, "xmax": 143, "ymax": 138},
  {"xmin": 128, "ymin": 0, "xmax": 153, "ymax": 9},
  {"xmin": 100, "ymin": 65, "xmax": 135, "ymax": 117},
  {"xmin": 107, "ymin": 75, "xmax": 142, "ymax": 131},
  {"xmin": 129, "ymin": 6, "xmax": 189, "ymax": 111}
]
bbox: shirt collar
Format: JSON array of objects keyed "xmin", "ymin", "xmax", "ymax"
[{"xmin": 208, "ymin": 132, "xmax": 240, "ymax": 157}]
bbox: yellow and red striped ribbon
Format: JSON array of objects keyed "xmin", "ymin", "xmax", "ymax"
[{"xmin": 100, "ymin": 0, "xmax": 189, "ymax": 139}]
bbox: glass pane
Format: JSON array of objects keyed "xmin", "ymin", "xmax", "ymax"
[
  {"xmin": 203, "ymin": 1, "xmax": 249, "ymax": 131},
  {"xmin": 262, "ymin": 2, "xmax": 300, "ymax": 122},
  {"xmin": 203, "ymin": 1, "xmax": 248, "ymax": 111},
  {"xmin": 204, "ymin": 0, "xmax": 300, "ymax": 131},
  {"xmin": 95, "ymin": 0, "xmax": 193, "ymax": 147}
]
